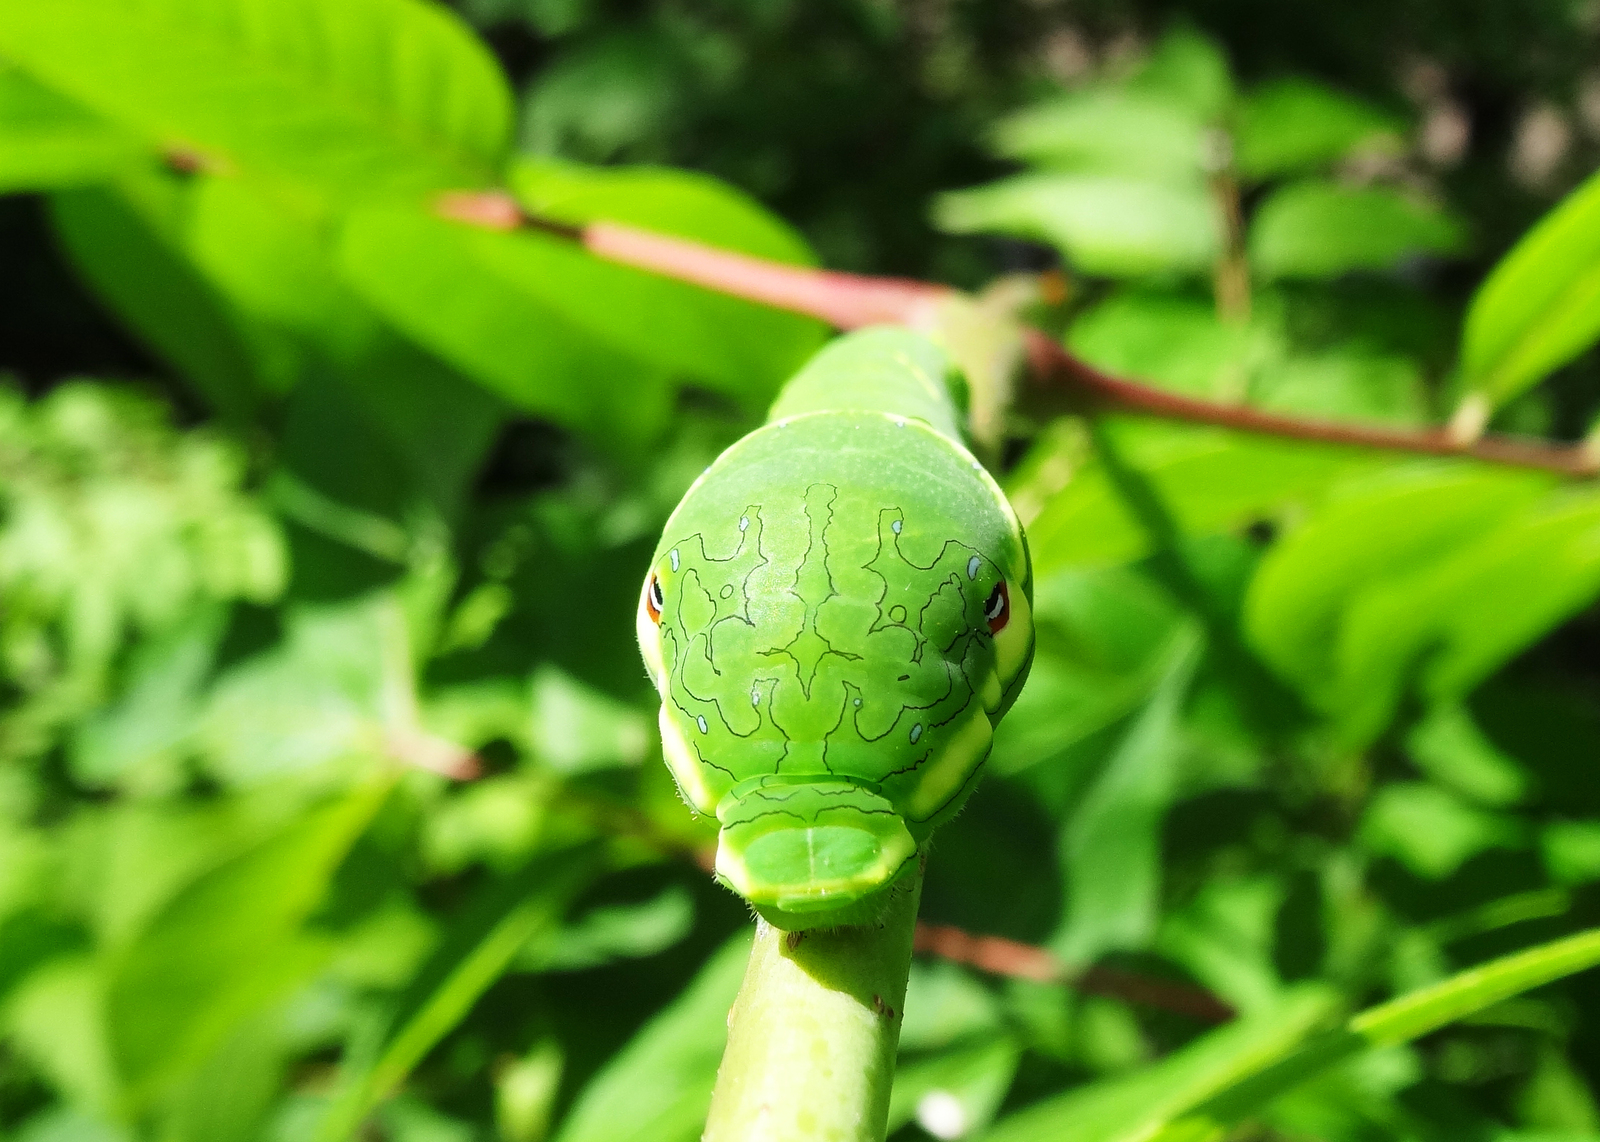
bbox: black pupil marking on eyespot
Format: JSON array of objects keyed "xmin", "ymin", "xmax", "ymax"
[
  {"xmin": 649, "ymin": 576, "xmax": 663, "ymax": 612},
  {"xmin": 985, "ymin": 583, "xmax": 1009, "ymax": 632}
]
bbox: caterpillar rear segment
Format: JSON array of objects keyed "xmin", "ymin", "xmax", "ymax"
[{"xmin": 638, "ymin": 327, "xmax": 1035, "ymax": 928}]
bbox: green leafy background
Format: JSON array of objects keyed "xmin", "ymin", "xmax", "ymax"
[{"xmin": 3, "ymin": 2, "xmax": 1600, "ymax": 1141}]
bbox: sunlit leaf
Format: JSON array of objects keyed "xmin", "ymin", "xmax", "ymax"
[
  {"xmin": 0, "ymin": 65, "xmax": 142, "ymax": 192},
  {"xmin": 1017, "ymin": 419, "xmax": 1363, "ymax": 574},
  {"xmin": 1250, "ymin": 181, "xmax": 1464, "ymax": 279},
  {"xmin": 1460, "ymin": 167, "xmax": 1600, "ymax": 409},
  {"xmin": 989, "ymin": 91, "xmax": 1208, "ymax": 181},
  {"xmin": 49, "ymin": 183, "xmax": 269, "ymax": 419},
  {"xmin": 1124, "ymin": 27, "xmax": 1234, "ymax": 123},
  {"xmin": 510, "ymin": 157, "xmax": 817, "ymax": 265},
  {"xmin": 0, "ymin": 0, "xmax": 510, "ymax": 203},
  {"xmin": 1359, "ymin": 783, "xmax": 1525, "ymax": 879},
  {"xmin": 935, "ymin": 174, "xmax": 1221, "ymax": 277},
  {"xmin": 1241, "ymin": 463, "xmax": 1552, "ymax": 715},
  {"xmin": 1233, "ymin": 79, "xmax": 1402, "ymax": 179}
]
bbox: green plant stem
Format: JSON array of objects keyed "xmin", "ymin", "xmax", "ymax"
[{"xmin": 703, "ymin": 865, "xmax": 924, "ymax": 1142}]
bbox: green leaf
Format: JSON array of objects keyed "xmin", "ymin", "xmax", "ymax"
[
  {"xmin": 1460, "ymin": 167, "xmax": 1600, "ymax": 408},
  {"xmin": 1054, "ymin": 628, "xmax": 1202, "ymax": 965},
  {"xmin": 989, "ymin": 91, "xmax": 1208, "ymax": 181},
  {"xmin": 524, "ymin": 884, "xmax": 695, "ymax": 972},
  {"xmin": 1158, "ymin": 875, "xmax": 1286, "ymax": 1014},
  {"xmin": 519, "ymin": 28, "xmax": 680, "ymax": 160},
  {"xmin": 888, "ymin": 1038, "xmax": 1021, "ymax": 1139},
  {"xmin": 1065, "ymin": 291, "xmax": 1282, "ymax": 401},
  {"xmin": 1124, "ymin": 27, "xmax": 1234, "ymax": 123},
  {"xmin": 1058, "ymin": 288, "xmax": 1427, "ymax": 423},
  {"xmin": 1241, "ymin": 463, "xmax": 1552, "ymax": 714},
  {"xmin": 1544, "ymin": 822, "xmax": 1600, "ymax": 886},
  {"xmin": 3, "ymin": 957, "xmax": 121, "ymax": 1114},
  {"xmin": 1200, "ymin": 927, "xmax": 1600, "ymax": 1126},
  {"xmin": 1359, "ymin": 783, "xmax": 1524, "ymax": 879},
  {"xmin": 318, "ymin": 843, "xmax": 603, "ymax": 1142},
  {"xmin": 0, "ymin": 0, "xmax": 509, "ymax": 204},
  {"xmin": 1405, "ymin": 703, "xmax": 1528, "ymax": 807},
  {"xmin": 338, "ymin": 206, "xmax": 671, "ymax": 437},
  {"xmin": 551, "ymin": 932, "xmax": 752, "ymax": 1142},
  {"xmin": 340, "ymin": 207, "xmax": 823, "ymax": 431},
  {"xmin": 529, "ymin": 665, "xmax": 651, "ymax": 775},
  {"xmin": 1017, "ymin": 419, "xmax": 1362, "ymax": 574},
  {"xmin": 979, "ymin": 985, "xmax": 1339, "ymax": 1142},
  {"xmin": 69, "ymin": 605, "xmax": 225, "ymax": 789},
  {"xmin": 988, "ymin": 927, "xmax": 1600, "ymax": 1142},
  {"xmin": 106, "ymin": 781, "xmax": 391, "ymax": 1107},
  {"xmin": 1233, "ymin": 79, "xmax": 1402, "ymax": 180},
  {"xmin": 49, "ymin": 183, "xmax": 268, "ymax": 419},
  {"xmin": 1250, "ymin": 181, "xmax": 1464, "ymax": 279},
  {"xmin": 195, "ymin": 593, "xmax": 419, "ymax": 786},
  {"xmin": 12, "ymin": 1107, "xmax": 133, "ymax": 1142},
  {"xmin": 0, "ymin": 64, "xmax": 143, "ymax": 192},
  {"xmin": 988, "ymin": 566, "xmax": 1188, "ymax": 776},
  {"xmin": 1333, "ymin": 487, "xmax": 1600, "ymax": 740},
  {"xmin": 184, "ymin": 175, "xmax": 379, "ymax": 359},
  {"xmin": 160, "ymin": 1011, "xmax": 289, "ymax": 1142},
  {"xmin": 509, "ymin": 157, "xmax": 817, "ymax": 265},
  {"xmin": 935, "ymin": 174, "xmax": 1221, "ymax": 277}
]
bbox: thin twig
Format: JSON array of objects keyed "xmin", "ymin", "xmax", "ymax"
[
  {"xmin": 434, "ymin": 190, "xmax": 1600, "ymax": 479},
  {"xmin": 913, "ymin": 921, "xmax": 1236, "ymax": 1023},
  {"xmin": 1023, "ymin": 330, "xmax": 1599, "ymax": 477}
]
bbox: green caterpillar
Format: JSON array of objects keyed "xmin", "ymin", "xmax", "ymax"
[{"xmin": 637, "ymin": 327, "xmax": 1035, "ymax": 928}]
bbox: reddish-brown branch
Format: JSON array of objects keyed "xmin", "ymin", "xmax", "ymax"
[
  {"xmin": 585, "ymin": 221, "xmax": 955, "ymax": 330},
  {"xmin": 434, "ymin": 190, "xmax": 1600, "ymax": 479},
  {"xmin": 913, "ymin": 921, "xmax": 1236, "ymax": 1023},
  {"xmin": 1022, "ymin": 330, "xmax": 1600, "ymax": 477}
]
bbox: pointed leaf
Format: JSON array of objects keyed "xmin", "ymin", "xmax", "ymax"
[
  {"xmin": 0, "ymin": 65, "xmax": 143, "ymax": 192},
  {"xmin": 935, "ymin": 174, "xmax": 1221, "ymax": 277},
  {"xmin": 1460, "ymin": 167, "xmax": 1600, "ymax": 408},
  {"xmin": 1250, "ymin": 181, "xmax": 1464, "ymax": 279},
  {"xmin": 107, "ymin": 781, "xmax": 391, "ymax": 1106},
  {"xmin": 0, "ymin": 0, "xmax": 509, "ymax": 203},
  {"xmin": 1233, "ymin": 79, "xmax": 1402, "ymax": 179}
]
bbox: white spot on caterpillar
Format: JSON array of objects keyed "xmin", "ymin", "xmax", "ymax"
[
  {"xmin": 895, "ymin": 418, "xmax": 905, "ymax": 427},
  {"xmin": 752, "ymin": 687, "xmax": 761, "ymax": 706},
  {"xmin": 739, "ymin": 516, "xmax": 749, "ymax": 532},
  {"xmin": 966, "ymin": 555, "xmax": 980, "ymax": 579},
  {"xmin": 891, "ymin": 520, "xmax": 902, "ymax": 534},
  {"xmin": 854, "ymin": 698, "xmax": 862, "ymax": 707},
  {"xmin": 971, "ymin": 461, "xmax": 981, "ymax": 470},
  {"xmin": 670, "ymin": 549, "xmax": 680, "ymax": 572},
  {"xmin": 910, "ymin": 723, "xmax": 923, "ymax": 744},
  {"xmin": 697, "ymin": 715, "xmax": 709, "ymax": 734}
]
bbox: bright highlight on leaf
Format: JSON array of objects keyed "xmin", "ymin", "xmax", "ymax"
[{"xmin": 1460, "ymin": 167, "xmax": 1600, "ymax": 411}]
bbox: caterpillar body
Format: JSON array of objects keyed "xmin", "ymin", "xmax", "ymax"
[{"xmin": 637, "ymin": 327, "xmax": 1035, "ymax": 928}]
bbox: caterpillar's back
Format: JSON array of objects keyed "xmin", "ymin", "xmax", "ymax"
[{"xmin": 637, "ymin": 327, "xmax": 1034, "ymax": 928}]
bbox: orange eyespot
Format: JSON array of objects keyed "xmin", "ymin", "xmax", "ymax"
[
  {"xmin": 984, "ymin": 581, "xmax": 1010, "ymax": 634},
  {"xmin": 645, "ymin": 573, "xmax": 664, "ymax": 624}
]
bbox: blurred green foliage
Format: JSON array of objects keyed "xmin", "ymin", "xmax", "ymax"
[{"xmin": 2, "ymin": 2, "xmax": 1600, "ymax": 1142}]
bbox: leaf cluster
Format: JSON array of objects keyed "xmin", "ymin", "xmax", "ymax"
[{"xmin": 3, "ymin": 5, "xmax": 1600, "ymax": 1142}]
